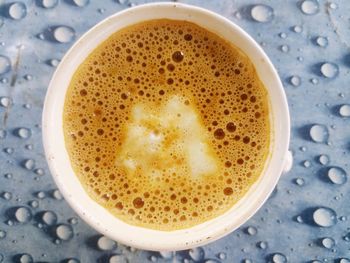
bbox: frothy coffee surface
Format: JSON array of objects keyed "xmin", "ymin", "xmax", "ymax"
[{"xmin": 63, "ymin": 19, "xmax": 270, "ymax": 230}]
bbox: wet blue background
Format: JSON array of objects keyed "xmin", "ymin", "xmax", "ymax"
[{"xmin": 0, "ymin": 0, "xmax": 350, "ymax": 262}]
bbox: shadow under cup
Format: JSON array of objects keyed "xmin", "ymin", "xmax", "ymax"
[{"xmin": 42, "ymin": 3, "xmax": 290, "ymax": 251}]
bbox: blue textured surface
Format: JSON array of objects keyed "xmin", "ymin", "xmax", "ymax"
[{"xmin": 0, "ymin": 0, "xmax": 350, "ymax": 262}]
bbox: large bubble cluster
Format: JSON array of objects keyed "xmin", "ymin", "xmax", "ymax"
[{"xmin": 63, "ymin": 19, "xmax": 270, "ymax": 230}]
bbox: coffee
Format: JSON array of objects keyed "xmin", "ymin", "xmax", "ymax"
[{"xmin": 63, "ymin": 19, "xmax": 270, "ymax": 231}]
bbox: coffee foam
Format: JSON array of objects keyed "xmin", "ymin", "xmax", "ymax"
[{"xmin": 63, "ymin": 19, "xmax": 270, "ymax": 230}]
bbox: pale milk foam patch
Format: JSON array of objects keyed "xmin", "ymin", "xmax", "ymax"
[{"xmin": 118, "ymin": 95, "xmax": 218, "ymax": 179}]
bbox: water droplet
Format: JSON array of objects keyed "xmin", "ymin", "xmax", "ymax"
[
  {"xmin": 300, "ymin": 0, "xmax": 319, "ymax": 15},
  {"xmin": 28, "ymin": 200, "xmax": 39, "ymax": 208},
  {"xmin": 309, "ymin": 124, "xmax": 329, "ymax": 143},
  {"xmin": 23, "ymin": 159, "xmax": 35, "ymax": 170},
  {"xmin": 16, "ymin": 127, "xmax": 31, "ymax": 139},
  {"xmin": 68, "ymin": 217, "xmax": 78, "ymax": 225},
  {"xmin": 272, "ymin": 253, "xmax": 287, "ymax": 263},
  {"xmin": 18, "ymin": 253, "xmax": 33, "ymax": 263},
  {"xmin": 0, "ymin": 96, "xmax": 12, "ymax": 108},
  {"xmin": 98, "ymin": 8, "xmax": 105, "ymax": 13},
  {"xmin": 4, "ymin": 147, "xmax": 14, "ymax": 154},
  {"xmin": 300, "ymin": 146, "xmax": 307, "ymax": 152},
  {"xmin": 328, "ymin": 2, "xmax": 337, "ymax": 9},
  {"xmin": 4, "ymin": 173, "xmax": 12, "ymax": 179},
  {"xmin": 339, "ymin": 216, "xmax": 346, "ymax": 221},
  {"xmin": 33, "ymin": 168, "xmax": 44, "ymax": 176},
  {"xmin": 109, "ymin": 255, "xmax": 128, "ymax": 263},
  {"xmin": 297, "ymin": 56, "xmax": 304, "ymax": 62},
  {"xmin": 36, "ymin": 191, "xmax": 46, "ymax": 199},
  {"xmin": 159, "ymin": 251, "xmax": 173, "ymax": 259},
  {"xmin": 280, "ymin": 45, "xmax": 289, "ymax": 53},
  {"xmin": 23, "ymin": 74, "xmax": 32, "ymax": 81},
  {"xmin": 343, "ymin": 232, "xmax": 350, "ymax": 241},
  {"xmin": 23, "ymin": 103, "xmax": 31, "ymax": 109},
  {"xmin": 0, "ymin": 129, "xmax": 6, "ymax": 139},
  {"xmin": 72, "ymin": 0, "xmax": 89, "ymax": 7},
  {"xmin": 14, "ymin": 207, "xmax": 32, "ymax": 223},
  {"xmin": 250, "ymin": 4, "xmax": 274, "ymax": 23},
  {"xmin": 55, "ymin": 224, "xmax": 74, "ymax": 240},
  {"xmin": 310, "ymin": 78, "xmax": 319, "ymax": 84},
  {"xmin": 0, "ymin": 230, "xmax": 6, "ymax": 239},
  {"xmin": 189, "ymin": 247, "xmax": 205, "ymax": 261},
  {"xmin": 66, "ymin": 259, "xmax": 80, "ymax": 263},
  {"xmin": 8, "ymin": 2, "xmax": 27, "ymax": 20},
  {"xmin": 321, "ymin": 237, "xmax": 335, "ymax": 249},
  {"xmin": 320, "ymin": 62, "xmax": 339, "ymax": 78},
  {"xmin": 327, "ymin": 167, "xmax": 347, "ymax": 185},
  {"xmin": 97, "ymin": 235, "xmax": 116, "ymax": 250},
  {"xmin": 318, "ymin": 154, "xmax": 329, "ymax": 165},
  {"xmin": 53, "ymin": 26, "xmax": 75, "ymax": 43},
  {"xmin": 315, "ymin": 36, "xmax": 328, "ymax": 47},
  {"xmin": 292, "ymin": 25, "xmax": 303, "ymax": 33},
  {"xmin": 295, "ymin": 178, "xmax": 305, "ymax": 186},
  {"xmin": 149, "ymin": 255, "xmax": 157, "ymax": 262},
  {"xmin": 48, "ymin": 58, "xmax": 60, "ymax": 67},
  {"xmin": 339, "ymin": 259, "xmax": 350, "ymax": 263},
  {"xmin": 313, "ymin": 207, "xmax": 337, "ymax": 227},
  {"xmin": 279, "ymin": 32, "xmax": 287, "ymax": 39},
  {"xmin": 42, "ymin": 211, "xmax": 57, "ymax": 225},
  {"xmin": 233, "ymin": 11, "xmax": 242, "ymax": 20},
  {"xmin": 52, "ymin": 189, "xmax": 63, "ymax": 200},
  {"xmin": 217, "ymin": 252, "xmax": 226, "ymax": 260},
  {"xmin": 37, "ymin": 33, "xmax": 45, "ymax": 40},
  {"xmin": 2, "ymin": 191, "xmax": 12, "ymax": 200},
  {"xmin": 204, "ymin": 260, "xmax": 221, "ymax": 263},
  {"xmin": 257, "ymin": 241, "xmax": 268, "ymax": 249},
  {"xmin": 0, "ymin": 55, "xmax": 11, "ymax": 75},
  {"xmin": 25, "ymin": 144, "xmax": 33, "ymax": 150},
  {"xmin": 289, "ymin": 75, "xmax": 301, "ymax": 86},
  {"xmin": 246, "ymin": 226, "xmax": 257, "ymax": 235},
  {"xmin": 339, "ymin": 104, "xmax": 350, "ymax": 117},
  {"xmin": 303, "ymin": 160, "xmax": 311, "ymax": 168},
  {"xmin": 39, "ymin": 0, "xmax": 59, "ymax": 8},
  {"xmin": 242, "ymin": 260, "xmax": 252, "ymax": 263}
]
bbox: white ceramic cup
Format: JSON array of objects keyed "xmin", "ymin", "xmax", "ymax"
[{"xmin": 42, "ymin": 2, "xmax": 291, "ymax": 251}]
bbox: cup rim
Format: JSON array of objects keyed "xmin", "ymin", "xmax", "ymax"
[{"xmin": 42, "ymin": 2, "xmax": 290, "ymax": 251}]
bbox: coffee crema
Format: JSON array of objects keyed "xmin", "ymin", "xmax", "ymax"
[{"xmin": 63, "ymin": 19, "xmax": 270, "ymax": 230}]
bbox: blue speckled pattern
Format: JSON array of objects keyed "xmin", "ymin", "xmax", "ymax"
[{"xmin": 0, "ymin": 0, "xmax": 349, "ymax": 262}]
